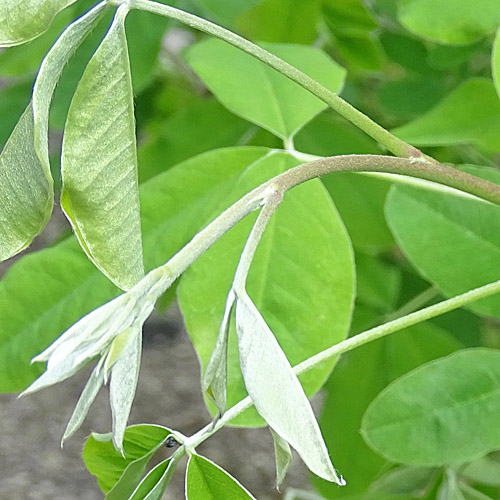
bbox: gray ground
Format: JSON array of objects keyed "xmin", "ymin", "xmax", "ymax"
[{"xmin": 0, "ymin": 210, "xmax": 312, "ymax": 500}]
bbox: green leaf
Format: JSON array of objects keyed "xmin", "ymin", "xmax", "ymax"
[
  {"xmin": 237, "ymin": 0, "xmax": 321, "ymax": 44},
  {"xmin": 461, "ymin": 455, "xmax": 500, "ymax": 487},
  {"xmin": 493, "ymin": 28, "xmax": 500, "ymax": 101},
  {"xmin": 369, "ymin": 466, "xmax": 438, "ymax": 497},
  {"xmin": 385, "ymin": 171, "xmax": 500, "ymax": 317},
  {"xmin": 322, "ymin": 172, "xmax": 394, "ymax": 254},
  {"xmin": 185, "ymin": 39, "xmax": 346, "ymax": 139},
  {"xmin": 125, "ymin": 9, "xmax": 169, "ymax": 93},
  {"xmin": 83, "ymin": 424, "xmax": 172, "ymax": 496},
  {"xmin": 315, "ymin": 318, "xmax": 461, "ymax": 498},
  {"xmin": 393, "ymin": 78, "xmax": 500, "ymax": 152},
  {"xmin": 361, "ymin": 348, "xmax": 500, "ymax": 466},
  {"xmin": 355, "ymin": 253, "xmax": 401, "ymax": 312},
  {"xmin": 322, "ymin": 0, "xmax": 383, "ymax": 71},
  {"xmin": 186, "ymin": 454, "xmax": 256, "ymax": 499},
  {"xmin": 0, "ymin": 0, "xmax": 76, "ymax": 47},
  {"xmin": 128, "ymin": 458, "xmax": 178, "ymax": 500},
  {"xmin": 61, "ymin": 7, "xmax": 144, "ymax": 290},
  {"xmin": 397, "ymin": 0, "xmax": 500, "ymax": 44},
  {"xmin": 0, "ymin": 147, "xmax": 269, "ymax": 392},
  {"xmin": 195, "ymin": 0, "xmax": 261, "ymax": 23},
  {"xmin": 0, "ymin": 106, "xmax": 52, "ymax": 261},
  {"xmin": 235, "ymin": 292, "xmax": 342, "ymax": 483},
  {"xmin": 138, "ymin": 98, "xmax": 251, "ymax": 183},
  {"xmin": 178, "ymin": 151, "xmax": 354, "ymax": 426},
  {"xmin": 0, "ymin": 79, "xmax": 32, "ymax": 146}
]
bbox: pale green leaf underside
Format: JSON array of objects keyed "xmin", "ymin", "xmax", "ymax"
[
  {"xmin": 0, "ymin": 0, "xmax": 76, "ymax": 47},
  {"xmin": 0, "ymin": 106, "xmax": 52, "ymax": 261},
  {"xmin": 361, "ymin": 349, "xmax": 500, "ymax": 466},
  {"xmin": 493, "ymin": 28, "xmax": 500, "ymax": 101},
  {"xmin": 62, "ymin": 8, "xmax": 144, "ymax": 290},
  {"xmin": 178, "ymin": 151, "xmax": 354, "ymax": 426},
  {"xmin": 185, "ymin": 39, "xmax": 346, "ymax": 139},
  {"xmin": 393, "ymin": 78, "xmax": 500, "ymax": 152},
  {"xmin": 385, "ymin": 167, "xmax": 500, "ymax": 317},
  {"xmin": 186, "ymin": 455, "xmax": 256, "ymax": 499},
  {"xmin": 0, "ymin": 1, "xmax": 108, "ymax": 262},
  {"xmin": 398, "ymin": 0, "xmax": 500, "ymax": 44},
  {"xmin": 0, "ymin": 148, "xmax": 269, "ymax": 392},
  {"xmin": 236, "ymin": 294, "xmax": 341, "ymax": 483}
]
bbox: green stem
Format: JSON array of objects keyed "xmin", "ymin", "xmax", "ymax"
[
  {"xmin": 185, "ymin": 278, "xmax": 500, "ymax": 449},
  {"xmin": 127, "ymin": 0, "xmax": 423, "ymax": 159}
]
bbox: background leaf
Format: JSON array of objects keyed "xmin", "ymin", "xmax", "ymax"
[
  {"xmin": 178, "ymin": 151, "xmax": 354, "ymax": 425},
  {"xmin": 186, "ymin": 454, "xmax": 256, "ymax": 499},
  {"xmin": 61, "ymin": 8, "xmax": 144, "ymax": 290},
  {"xmin": 397, "ymin": 0, "xmax": 500, "ymax": 44},
  {"xmin": 185, "ymin": 39, "xmax": 346, "ymax": 139},
  {"xmin": 385, "ymin": 167, "xmax": 500, "ymax": 317},
  {"xmin": 393, "ymin": 79, "xmax": 500, "ymax": 152},
  {"xmin": 361, "ymin": 349, "xmax": 500, "ymax": 466},
  {"xmin": 0, "ymin": 0, "xmax": 76, "ymax": 47},
  {"xmin": 83, "ymin": 424, "xmax": 171, "ymax": 494}
]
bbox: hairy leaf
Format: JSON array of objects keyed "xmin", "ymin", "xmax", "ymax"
[
  {"xmin": 185, "ymin": 39, "xmax": 345, "ymax": 139},
  {"xmin": 0, "ymin": 0, "xmax": 76, "ymax": 47},
  {"xmin": 236, "ymin": 293, "xmax": 342, "ymax": 483},
  {"xmin": 362, "ymin": 349, "xmax": 500, "ymax": 466},
  {"xmin": 61, "ymin": 7, "xmax": 144, "ymax": 290},
  {"xmin": 186, "ymin": 454, "xmax": 256, "ymax": 499},
  {"xmin": 129, "ymin": 458, "xmax": 179, "ymax": 500}
]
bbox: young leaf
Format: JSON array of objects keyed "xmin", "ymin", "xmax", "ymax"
[
  {"xmin": 186, "ymin": 454, "xmax": 257, "ymax": 499},
  {"xmin": 83, "ymin": 424, "xmax": 172, "ymax": 495},
  {"xmin": 493, "ymin": 28, "xmax": 500, "ymax": 101},
  {"xmin": 178, "ymin": 152, "xmax": 354, "ymax": 426},
  {"xmin": 368, "ymin": 466, "xmax": 438, "ymax": 497},
  {"xmin": 109, "ymin": 326, "xmax": 142, "ymax": 454},
  {"xmin": 0, "ymin": 148, "xmax": 269, "ymax": 393},
  {"xmin": 0, "ymin": 106, "xmax": 52, "ymax": 261},
  {"xmin": 185, "ymin": 39, "xmax": 346, "ymax": 139},
  {"xmin": 270, "ymin": 428, "xmax": 292, "ymax": 489},
  {"xmin": 385, "ymin": 170, "xmax": 500, "ymax": 318},
  {"xmin": 461, "ymin": 455, "xmax": 500, "ymax": 487},
  {"xmin": 397, "ymin": 0, "xmax": 500, "ymax": 44},
  {"xmin": 0, "ymin": 0, "xmax": 77, "ymax": 47},
  {"xmin": 235, "ymin": 292, "xmax": 343, "ymax": 484},
  {"xmin": 361, "ymin": 349, "xmax": 500, "ymax": 466},
  {"xmin": 393, "ymin": 79, "xmax": 500, "ymax": 152},
  {"xmin": 61, "ymin": 6, "xmax": 144, "ymax": 290}
]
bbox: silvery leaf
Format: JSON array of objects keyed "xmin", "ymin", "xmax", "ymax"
[
  {"xmin": 203, "ymin": 289, "xmax": 235, "ymax": 417},
  {"xmin": 235, "ymin": 292, "xmax": 344, "ymax": 485},
  {"xmin": 110, "ymin": 326, "xmax": 142, "ymax": 454},
  {"xmin": 62, "ymin": 360, "xmax": 105, "ymax": 445},
  {"xmin": 270, "ymin": 427, "xmax": 292, "ymax": 489}
]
